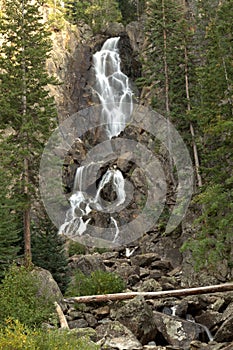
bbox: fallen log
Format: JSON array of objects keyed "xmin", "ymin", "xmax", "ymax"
[{"xmin": 64, "ymin": 282, "xmax": 233, "ymax": 304}]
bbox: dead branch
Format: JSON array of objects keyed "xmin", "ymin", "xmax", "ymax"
[{"xmin": 54, "ymin": 302, "xmax": 69, "ymax": 329}]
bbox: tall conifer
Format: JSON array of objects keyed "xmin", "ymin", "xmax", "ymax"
[{"xmin": 0, "ymin": 0, "xmax": 58, "ymax": 266}]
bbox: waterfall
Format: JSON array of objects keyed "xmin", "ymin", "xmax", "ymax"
[
  {"xmin": 93, "ymin": 37, "xmax": 133, "ymax": 138},
  {"xmin": 59, "ymin": 37, "xmax": 133, "ymax": 242}
]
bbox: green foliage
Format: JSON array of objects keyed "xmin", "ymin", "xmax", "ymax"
[
  {"xmin": 68, "ymin": 240, "xmax": 86, "ymax": 256},
  {"xmin": 117, "ymin": 0, "xmax": 145, "ymax": 24},
  {"xmin": 0, "ymin": 318, "xmax": 99, "ymax": 350},
  {"xmin": 31, "ymin": 217, "xmax": 70, "ymax": 294},
  {"xmin": 64, "ymin": 0, "xmax": 122, "ymax": 33},
  {"xmin": 0, "ymin": 0, "xmax": 58, "ymax": 261},
  {"xmin": 0, "ymin": 265, "xmax": 55, "ymax": 328},
  {"xmin": 142, "ymin": 0, "xmax": 233, "ymax": 269},
  {"xmin": 181, "ymin": 183, "xmax": 233, "ymax": 270},
  {"xmin": 181, "ymin": 0, "xmax": 233, "ymax": 268},
  {"xmin": 66, "ymin": 269, "xmax": 125, "ymax": 297},
  {"xmin": 0, "ymin": 168, "xmax": 21, "ymax": 279}
]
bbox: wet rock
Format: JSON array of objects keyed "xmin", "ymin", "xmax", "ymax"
[
  {"xmin": 195, "ymin": 310, "xmax": 222, "ymax": 330},
  {"xmin": 117, "ymin": 152, "xmax": 134, "ymax": 173},
  {"xmin": 68, "ymin": 253, "xmax": 106, "ymax": 275},
  {"xmin": 153, "ymin": 311, "xmax": 199, "ymax": 348},
  {"xmin": 96, "ymin": 320, "xmax": 143, "ymax": 350},
  {"xmin": 172, "ymin": 300, "xmax": 189, "ymax": 318},
  {"xmin": 115, "ymin": 296, "xmax": 157, "ymax": 345}
]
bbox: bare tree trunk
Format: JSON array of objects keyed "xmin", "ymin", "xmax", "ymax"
[
  {"xmin": 162, "ymin": 0, "xmax": 174, "ymax": 183},
  {"xmin": 22, "ymin": 0, "xmax": 32, "ymax": 266},
  {"xmin": 23, "ymin": 158, "xmax": 32, "ymax": 267},
  {"xmin": 184, "ymin": 45, "xmax": 202, "ymax": 187},
  {"xmin": 65, "ymin": 282, "xmax": 233, "ymax": 304},
  {"xmin": 162, "ymin": 0, "xmax": 170, "ymax": 117},
  {"xmin": 181, "ymin": 0, "xmax": 202, "ymax": 188}
]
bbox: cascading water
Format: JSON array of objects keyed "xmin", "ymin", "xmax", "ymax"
[
  {"xmin": 93, "ymin": 37, "xmax": 133, "ymax": 138},
  {"xmin": 59, "ymin": 37, "xmax": 133, "ymax": 242}
]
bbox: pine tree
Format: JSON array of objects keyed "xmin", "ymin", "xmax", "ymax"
[
  {"xmin": 31, "ymin": 213, "xmax": 69, "ymax": 293},
  {"xmin": 0, "ymin": 168, "xmax": 21, "ymax": 279},
  {"xmin": 182, "ymin": 0, "xmax": 233, "ymax": 269},
  {"xmin": 0, "ymin": 0, "xmax": 58, "ymax": 266},
  {"xmin": 64, "ymin": 0, "xmax": 122, "ymax": 32}
]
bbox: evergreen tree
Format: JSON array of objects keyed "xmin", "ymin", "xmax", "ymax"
[
  {"xmin": 31, "ymin": 213, "xmax": 69, "ymax": 293},
  {"xmin": 0, "ymin": 0, "xmax": 58, "ymax": 265},
  {"xmin": 183, "ymin": 0, "xmax": 233, "ymax": 269},
  {"xmin": 0, "ymin": 168, "xmax": 21, "ymax": 279},
  {"xmin": 117, "ymin": 0, "xmax": 145, "ymax": 24},
  {"xmin": 64, "ymin": 0, "xmax": 122, "ymax": 32},
  {"xmin": 140, "ymin": 0, "xmax": 233, "ymax": 269}
]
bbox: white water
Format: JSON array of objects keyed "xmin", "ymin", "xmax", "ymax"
[
  {"xmin": 186, "ymin": 314, "xmax": 214, "ymax": 342},
  {"xmin": 59, "ymin": 37, "xmax": 132, "ymax": 240},
  {"xmin": 93, "ymin": 37, "xmax": 133, "ymax": 138},
  {"xmin": 60, "ymin": 167, "xmax": 126, "ymax": 237}
]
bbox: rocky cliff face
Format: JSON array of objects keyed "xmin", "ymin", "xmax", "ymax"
[
  {"xmin": 45, "ymin": 8, "xmax": 233, "ymax": 283},
  {"xmin": 45, "ymin": 9, "xmax": 142, "ymax": 122}
]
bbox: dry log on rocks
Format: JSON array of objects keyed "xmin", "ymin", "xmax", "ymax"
[
  {"xmin": 65, "ymin": 283, "xmax": 233, "ymax": 304},
  {"xmin": 54, "ymin": 302, "xmax": 69, "ymax": 329}
]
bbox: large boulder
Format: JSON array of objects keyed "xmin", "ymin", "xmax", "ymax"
[
  {"xmin": 96, "ymin": 320, "xmax": 143, "ymax": 350},
  {"xmin": 115, "ymin": 296, "xmax": 157, "ymax": 345},
  {"xmin": 31, "ymin": 267, "xmax": 63, "ymax": 304},
  {"xmin": 153, "ymin": 311, "xmax": 201, "ymax": 348}
]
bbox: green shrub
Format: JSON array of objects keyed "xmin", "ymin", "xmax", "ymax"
[
  {"xmin": 0, "ymin": 319, "xmax": 99, "ymax": 350},
  {"xmin": 68, "ymin": 241, "xmax": 86, "ymax": 256},
  {"xmin": 0, "ymin": 265, "xmax": 55, "ymax": 328},
  {"xmin": 66, "ymin": 269, "xmax": 125, "ymax": 297}
]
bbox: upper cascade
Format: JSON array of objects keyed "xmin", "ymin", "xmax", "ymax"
[{"xmin": 93, "ymin": 37, "xmax": 133, "ymax": 138}]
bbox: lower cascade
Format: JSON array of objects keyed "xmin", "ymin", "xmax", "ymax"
[{"xmin": 59, "ymin": 37, "xmax": 133, "ymax": 243}]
